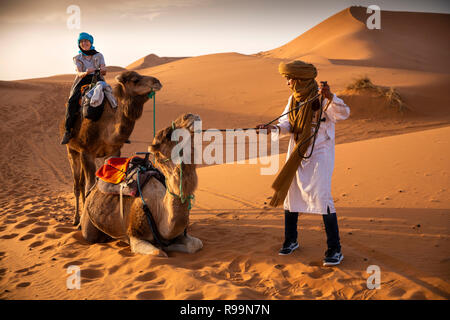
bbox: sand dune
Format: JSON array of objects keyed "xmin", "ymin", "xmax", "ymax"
[
  {"xmin": 0, "ymin": 6, "xmax": 449, "ymax": 300},
  {"xmin": 126, "ymin": 54, "xmax": 186, "ymax": 70},
  {"xmin": 260, "ymin": 7, "xmax": 450, "ymax": 73}
]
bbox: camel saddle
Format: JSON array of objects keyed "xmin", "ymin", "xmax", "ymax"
[{"xmin": 96, "ymin": 156, "xmax": 166, "ymax": 197}]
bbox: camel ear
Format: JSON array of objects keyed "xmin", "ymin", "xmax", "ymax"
[{"xmin": 115, "ymin": 75, "xmax": 127, "ymax": 93}]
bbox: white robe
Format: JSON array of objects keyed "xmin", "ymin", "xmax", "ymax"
[{"xmin": 275, "ymin": 94, "xmax": 350, "ymax": 215}]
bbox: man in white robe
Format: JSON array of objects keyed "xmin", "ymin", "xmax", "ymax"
[{"xmin": 258, "ymin": 61, "xmax": 350, "ymax": 266}]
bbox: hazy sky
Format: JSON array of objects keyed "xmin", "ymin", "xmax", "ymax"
[{"xmin": 0, "ymin": 0, "xmax": 448, "ymax": 80}]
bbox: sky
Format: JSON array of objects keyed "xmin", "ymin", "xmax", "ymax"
[{"xmin": 0, "ymin": 0, "xmax": 449, "ymax": 80}]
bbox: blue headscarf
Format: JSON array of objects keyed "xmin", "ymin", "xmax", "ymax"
[{"xmin": 78, "ymin": 32, "xmax": 96, "ymax": 55}]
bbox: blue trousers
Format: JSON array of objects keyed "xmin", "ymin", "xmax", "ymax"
[{"xmin": 284, "ymin": 207, "xmax": 341, "ymax": 251}]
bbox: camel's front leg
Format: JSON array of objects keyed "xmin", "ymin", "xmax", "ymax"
[
  {"xmin": 130, "ymin": 236, "xmax": 167, "ymax": 257},
  {"xmin": 165, "ymin": 233, "xmax": 203, "ymax": 254},
  {"xmin": 67, "ymin": 148, "xmax": 82, "ymax": 226},
  {"xmin": 80, "ymin": 151, "xmax": 97, "ymax": 194}
]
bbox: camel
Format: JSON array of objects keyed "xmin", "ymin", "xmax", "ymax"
[
  {"xmin": 80, "ymin": 113, "xmax": 203, "ymax": 257},
  {"xmin": 61, "ymin": 71, "xmax": 162, "ymax": 225}
]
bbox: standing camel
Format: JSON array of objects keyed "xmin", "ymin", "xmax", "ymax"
[
  {"xmin": 80, "ymin": 113, "xmax": 203, "ymax": 256},
  {"xmin": 61, "ymin": 71, "xmax": 162, "ymax": 225}
]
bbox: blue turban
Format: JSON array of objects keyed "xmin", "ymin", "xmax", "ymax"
[{"xmin": 78, "ymin": 32, "xmax": 96, "ymax": 54}]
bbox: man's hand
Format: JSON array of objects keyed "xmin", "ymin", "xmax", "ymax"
[{"xmin": 319, "ymin": 82, "xmax": 334, "ymax": 100}]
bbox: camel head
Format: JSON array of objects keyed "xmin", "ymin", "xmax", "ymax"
[
  {"xmin": 115, "ymin": 70, "xmax": 162, "ymax": 96},
  {"xmin": 148, "ymin": 113, "xmax": 201, "ymax": 170},
  {"xmin": 114, "ymin": 71, "xmax": 162, "ymax": 120}
]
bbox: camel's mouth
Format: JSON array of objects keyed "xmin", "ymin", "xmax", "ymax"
[
  {"xmin": 142, "ymin": 83, "xmax": 162, "ymax": 96},
  {"xmin": 153, "ymin": 83, "xmax": 163, "ymax": 91}
]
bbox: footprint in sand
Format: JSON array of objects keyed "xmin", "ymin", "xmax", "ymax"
[
  {"xmin": 306, "ymin": 268, "xmax": 334, "ymax": 279},
  {"xmin": 108, "ymin": 265, "xmax": 121, "ymax": 275},
  {"xmin": 19, "ymin": 234, "xmax": 34, "ymax": 241},
  {"xmin": 29, "ymin": 241, "xmax": 44, "ymax": 249},
  {"xmin": 14, "ymin": 218, "xmax": 38, "ymax": 229},
  {"xmin": 63, "ymin": 261, "xmax": 84, "ymax": 269},
  {"xmin": 182, "ymin": 292, "xmax": 204, "ymax": 299},
  {"xmin": 28, "ymin": 211, "xmax": 46, "ymax": 218},
  {"xmin": 0, "ymin": 233, "xmax": 19, "ymax": 239},
  {"xmin": 28, "ymin": 226, "xmax": 47, "ymax": 234},
  {"xmin": 81, "ymin": 268, "xmax": 104, "ymax": 281},
  {"xmin": 136, "ymin": 290, "xmax": 164, "ymax": 300},
  {"xmin": 407, "ymin": 290, "xmax": 427, "ymax": 299},
  {"xmin": 388, "ymin": 287, "xmax": 406, "ymax": 297},
  {"xmin": 45, "ymin": 232, "xmax": 62, "ymax": 239},
  {"xmin": 14, "ymin": 263, "xmax": 43, "ymax": 276},
  {"xmin": 16, "ymin": 282, "xmax": 31, "ymax": 288},
  {"xmin": 135, "ymin": 271, "xmax": 157, "ymax": 282},
  {"xmin": 40, "ymin": 245, "xmax": 54, "ymax": 253},
  {"xmin": 55, "ymin": 227, "xmax": 75, "ymax": 234}
]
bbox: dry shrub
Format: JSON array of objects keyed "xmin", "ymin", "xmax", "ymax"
[{"xmin": 346, "ymin": 76, "xmax": 407, "ymax": 113}]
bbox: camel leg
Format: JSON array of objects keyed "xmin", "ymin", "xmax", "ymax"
[
  {"xmin": 67, "ymin": 148, "xmax": 82, "ymax": 226},
  {"xmin": 127, "ymin": 204, "xmax": 167, "ymax": 257},
  {"xmin": 165, "ymin": 233, "xmax": 203, "ymax": 254},
  {"xmin": 80, "ymin": 209, "xmax": 112, "ymax": 243},
  {"xmin": 129, "ymin": 236, "xmax": 167, "ymax": 257},
  {"xmin": 80, "ymin": 152, "xmax": 97, "ymax": 194}
]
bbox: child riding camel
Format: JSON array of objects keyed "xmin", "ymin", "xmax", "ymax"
[
  {"xmin": 61, "ymin": 32, "xmax": 107, "ymax": 144},
  {"xmin": 257, "ymin": 60, "xmax": 350, "ymax": 266}
]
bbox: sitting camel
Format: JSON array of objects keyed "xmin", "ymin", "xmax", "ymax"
[
  {"xmin": 60, "ymin": 71, "xmax": 162, "ymax": 225},
  {"xmin": 80, "ymin": 113, "xmax": 203, "ymax": 256}
]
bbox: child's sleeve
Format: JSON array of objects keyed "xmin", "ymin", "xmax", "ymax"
[
  {"xmin": 98, "ymin": 53, "xmax": 106, "ymax": 67},
  {"xmin": 73, "ymin": 56, "xmax": 84, "ymax": 73}
]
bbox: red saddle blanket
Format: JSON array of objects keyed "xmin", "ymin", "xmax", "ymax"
[{"xmin": 95, "ymin": 157, "xmax": 133, "ymax": 184}]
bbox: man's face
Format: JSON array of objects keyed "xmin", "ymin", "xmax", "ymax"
[
  {"xmin": 286, "ymin": 76, "xmax": 295, "ymax": 90},
  {"xmin": 286, "ymin": 76, "xmax": 310, "ymax": 90}
]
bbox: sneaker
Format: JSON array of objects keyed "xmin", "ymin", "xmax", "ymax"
[
  {"xmin": 61, "ymin": 131, "xmax": 73, "ymax": 145},
  {"xmin": 323, "ymin": 248, "xmax": 343, "ymax": 266},
  {"xmin": 278, "ymin": 241, "xmax": 299, "ymax": 255}
]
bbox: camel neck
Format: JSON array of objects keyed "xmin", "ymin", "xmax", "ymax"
[
  {"xmin": 165, "ymin": 163, "xmax": 197, "ymax": 201},
  {"xmin": 156, "ymin": 163, "xmax": 197, "ymax": 240},
  {"xmin": 113, "ymin": 96, "xmax": 145, "ymax": 141}
]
